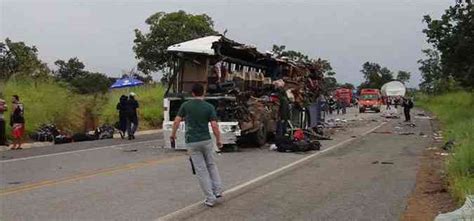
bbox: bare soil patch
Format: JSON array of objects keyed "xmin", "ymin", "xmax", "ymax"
[{"xmin": 402, "ymin": 119, "xmax": 458, "ymax": 221}]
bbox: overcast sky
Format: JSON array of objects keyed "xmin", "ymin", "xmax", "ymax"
[{"xmin": 1, "ymin": 0, "xmax": 452, "ymax": 87}]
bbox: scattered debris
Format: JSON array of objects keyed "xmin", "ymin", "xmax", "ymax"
[
  {"xmin": 399, "ymin": 132, "xmax": 415, "ymax": 135},
  {"xmin": 426, "ymin": 147, "xmax": 437, "ymax": 150},
  {"xmin": 123, "ymin": 149, "xmax": 138, "ymax": 152},
  {"xmin": 372, "ymin": 131, "xmax": 393, "ymax": 134},
  {"xmin": 381, "ymin": 161, "xmax": 394, "ymax": 164},
  {"xmin": 269, "ymin": 144, "xmax": 277, "ymax": 151},
  {"xmin": 372, "ymin": 161, "xmax": 394, "ymax": 165},
  {"xmin": 351, "ymin": 135, "xmax": 357, "ymax": 138},
  {"xmin": 442, "ymin": 139, "xmax": 455, "ymax": 151},
  {"xmin": 415, "ymin": 116, "xmax": 433, "ymax": 120},
  {"xmin": 8, "ymin": 181, "xmax": 22, "ymax": 185},
  {"xmin": 435, "ymin": 152, "xmax": 450, "ymax": 156},
  {"xmin": 406, "ymin": 123, "xmax": 416, "ymax": 127}
]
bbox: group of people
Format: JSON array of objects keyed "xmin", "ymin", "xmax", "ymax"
[
  {"xmin": 0, "ymin": 95, "xmax": 26, "ymax": 149},
  {"xmin": 116, "ymin": 92, "xmax": 140, "ymax": 140},
  {"xmin": 321, "ymin": 96, "xmax": 348, "ymax": 115},
  {"xmin": 384, "ymin": 96, "xmax": 415, "ymax": 122}
]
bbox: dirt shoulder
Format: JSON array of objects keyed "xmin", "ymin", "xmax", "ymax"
[{"xmin": 401, "ymin": 118, "xmax": 458, "ymax": 221}]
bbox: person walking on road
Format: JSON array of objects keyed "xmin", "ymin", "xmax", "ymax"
[
  {"xmin": 116, "ymin": 95, "xmax": 128, "ymax": 139},
  {"xmin": 125, "ymin": 92, "xmax": 139, "ymax": 140},
  {"xmin": 10, "ymin": 95, "xmax": 25, "ymax": 150},
  {"xmin": 0, "ymin": 98, "xmax": 7, "ymax": 146},
  {"xmin": 402, "ymin": 97, "xmax": 414, "ymax": 122},
  {"xmin": 170, "ymin": 83, "xmax": 223, "ymax": 207}
]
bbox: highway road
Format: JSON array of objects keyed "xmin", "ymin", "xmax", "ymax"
[{"xmin": 0, "ymin": 108, "xmax": 430, "ymax": 221}]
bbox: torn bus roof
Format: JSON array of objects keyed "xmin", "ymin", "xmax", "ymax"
[
  {"xmin": 167, "ymin": 35, "xmax": 222, "ymax": 55},
  {"xmin": 167, "ymin": 35, "xmax": 265, "ymax": 58}
]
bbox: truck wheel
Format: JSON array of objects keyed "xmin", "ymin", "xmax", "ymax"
[
  {"xmin": 359, "ymin": 108, "xmax": 365, "ymax": 113},
  {"xmin": 375, "ymin": 108, "xmax": 381, "ymax": 113},
  {"xmin": 253, "ymin": 125, "xmax": 267, "ymax": 147}
]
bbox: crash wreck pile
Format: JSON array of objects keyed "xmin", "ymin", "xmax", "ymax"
[{"xmin": 162, "ymin": 35, "xmax": 328, "ymax": 151}]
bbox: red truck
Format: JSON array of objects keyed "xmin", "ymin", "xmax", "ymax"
[
  {"xmin": 335, "ymin": 88, "xmax": 352, "ymax": 106},
  {"xmin": 358, "ymin": 89, "xmax": 382, "ymax": 113}
]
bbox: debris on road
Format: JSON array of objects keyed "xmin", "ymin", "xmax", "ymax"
[
  {"xmin": 123, "ymin": 149, "xmax": 138, "ymax": 152},
  {"xmin": 372, "ymin": 131, "xmax": 393, "ymax": 134},
  {"xmin": 381, "ymin": 161, "xmax": 394, "ymax": 165},
  {"xmin": 8, "ymin": 181, "xmax": 22, "ymax": 185},
  {"xmin": 371, "ymin": 161, "xmax": 394, "ymax": 165},
  {"xmin": 399, "ymin": 132, "xmax": 415, "ymax": 136},
  {"xmin": 441, "ymin": 139, "xmax": 455, "ymax": 151}
]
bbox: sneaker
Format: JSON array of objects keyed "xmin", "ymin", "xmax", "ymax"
[{"xmin": 204, "ymin": 200, "xmax": 215, "ymax": 207}]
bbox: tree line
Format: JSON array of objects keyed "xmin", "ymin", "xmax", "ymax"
[
  {"xmin": 0, "ymin": 39, "xmax": 114, "ymax": 94},
  {"xmin": 418, "ymin": 1, "xmax": 473, "ymax": 93}
]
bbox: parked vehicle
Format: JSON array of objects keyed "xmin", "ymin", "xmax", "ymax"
[
  {"xmin": 358, "ymin": 89, "xmax": 382, "ymax": 113},
  {"xmin": 334, "ymin": 88, "xmax": 352, "ymax": 106}
]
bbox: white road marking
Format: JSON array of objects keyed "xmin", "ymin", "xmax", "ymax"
[
  {"xmin": 157, "ymin": 121, "xmax": 388, "ymax": 221},
  {"xmin": 0, "ymin": 139, "xmax": 163, "ymax": 163}
]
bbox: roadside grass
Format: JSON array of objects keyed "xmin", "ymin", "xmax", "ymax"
[
  {"xmin": 2, "ymin": 79, "xmax": 165, "ymax": 140},
  {"xmin": 3, "ymin": 78, "xmax": 83, "ymax": 136},
  {"xmin": 99, "ymin": 84, "xmax": 164, "ymax": 130},
  {"xmin": 417, "ymin": 91, "xmax": 474, "ymax": 202}
]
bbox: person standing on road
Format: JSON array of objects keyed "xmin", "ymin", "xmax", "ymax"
[
  {"xmin": 170, "ymin": 83, "xmax": 223, "ymax": 207},
  {"xmin": 116, "ymin": 95, "xmax": 128, "ymax": 139},
  {"xmin": 402, "ymin": 97, "xmax": 414, "ymax": 122},
  {"xmin": 10, "ymin": 95, "xmax": 25, "ymax": 150},
  {"xmin": 328, "ymin": 96, "xmax": 336, "ymax": 115},
  {"xmin": 0, "ymin": 98, "xmax": 7, "ymax": 146},
  {"xmin": 125, "ymin": 92, "xmax": 139, "ymax": 140}
]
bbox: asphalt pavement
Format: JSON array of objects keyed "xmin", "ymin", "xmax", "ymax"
[
  {"xmin": 185, "ymin": 110, "xmax": 431, "ymax": 221},
  {"xmin": 0, "ymin": 107, "xmax": 429, "ymax": 221}
]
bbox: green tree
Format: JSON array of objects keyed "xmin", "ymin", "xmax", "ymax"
[
  {"xmin": 322, "ymin": 76, "xmax": 338, "ymax": 93},
  {"xmin": 339, "ymin": 83, "xmax": 355, "ymax": 89},
  {"xmin": 418, "ymin": 49, "xmax": 443, "ymax": 92},
  {"xmin": 271, "ymin": 44, "xmax": 286, "ymax": 57},
  {"xmin": 54, "ymin": 57, "xmax": 112, "ymax": 94},
  {"xmin": 0, "ymin": 38, "xmax": 50, "ymax": 80},
  {"xmin": 70, "ymin": 72, "xmax": 112, "ymax": 94},
  {"xmin": 422, "ymin": 2, "xmax": 474, "ymax": 88},
  {"xmin": 54, "ymin": 57, "xmax": 86, "ymax": 81},
  {"xmin": 133, "ymin": 10, "xmax": 218, "ymax": 78},
  {"xmin": 396, "ymin": 71, "xmax": 411, "ymax": 84},
  {"xmin": 359, "ymin": 62, "xmax": 394, "ymax": 89}
]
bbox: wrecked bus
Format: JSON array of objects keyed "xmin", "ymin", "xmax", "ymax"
[
  {"xmin": 162, "ymin": 35, "xmax": 324, "ymax": 150},
  {"xmin": 162, "ymin": 35, "xmax": 279, "ymax": 149}
]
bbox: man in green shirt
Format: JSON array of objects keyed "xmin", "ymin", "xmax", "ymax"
[{"xmin": 170, "ymin": 83, "xmax": 223, "ymax": 207}]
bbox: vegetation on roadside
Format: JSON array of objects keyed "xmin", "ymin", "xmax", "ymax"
[
  {"xmin": 2, "ymin": 78, "xmax": 164, "ymax": 138},
  {"xmin": 417, "ymin": 92, "xmax": 474, "ymax": 202}
]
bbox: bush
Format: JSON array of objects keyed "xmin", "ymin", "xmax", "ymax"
[{"xmin": 417, "ymin": 91, "xmax": 474, "ymax": 202}]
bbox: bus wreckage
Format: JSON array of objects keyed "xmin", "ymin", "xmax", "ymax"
[{"xmin": 162, "ymin": 35, "xmax": 325, "ymax": 150}]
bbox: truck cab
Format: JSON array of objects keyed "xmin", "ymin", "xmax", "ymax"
[{"xmin": 358, "ymin": 89, "xmax": 382, "ymax": 113}]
